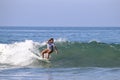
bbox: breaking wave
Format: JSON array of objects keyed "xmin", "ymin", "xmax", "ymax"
[{"xmin": 0, "ymin": 39, "xmax": 120, "ymax": 68}]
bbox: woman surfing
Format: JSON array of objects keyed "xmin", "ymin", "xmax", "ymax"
[{"xmin": 41, "ymin": 38, "xmax": 58, "ymax": 59}]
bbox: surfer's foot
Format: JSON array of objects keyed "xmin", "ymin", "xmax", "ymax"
[{"xmin": 42, "ymin": 57, "xmax": 49, "ymax": 60}]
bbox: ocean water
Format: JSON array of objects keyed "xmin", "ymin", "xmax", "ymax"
[{"xmin": 0, "ymin": 27, "xmax": 120, "ymax": 80}]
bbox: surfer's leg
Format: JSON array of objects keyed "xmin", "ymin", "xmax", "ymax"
[
  {"xmin": 47, "ymin": 53, "xmax": 50, "ymax": 59},
  {"xmin": 41, "ymin": 49, "xmax": 49, "ymax": 58},
  {"xmin": 46, "ymin": 50, "xmax": 52, "ymax": 59}
]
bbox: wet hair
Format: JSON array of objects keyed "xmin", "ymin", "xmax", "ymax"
[{"xmin": 48, "ymin": 38, "xmax": 54, "ymax": 41}]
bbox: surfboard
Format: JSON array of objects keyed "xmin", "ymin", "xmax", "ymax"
[{"xmin": 29, "ymin": 49, "xmax": 50, "ymax": 63}]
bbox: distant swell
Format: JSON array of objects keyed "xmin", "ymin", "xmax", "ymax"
[{"xmin": 0, "ymin": 39, "xmax": 120, "ymax": 68}]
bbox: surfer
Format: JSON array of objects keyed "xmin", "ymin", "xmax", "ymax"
[{"xmin": 41, "ymin": 38, "xmax": 58, "ymax": 59}]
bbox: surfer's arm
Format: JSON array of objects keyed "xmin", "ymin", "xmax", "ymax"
[{"xmin": 54, "ymin": 45, "xmax": 58, "ymax": 54}]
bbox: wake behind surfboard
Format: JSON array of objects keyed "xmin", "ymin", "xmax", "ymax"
[{"xmin": 29, "ymin": 49, "xmax": 50, "ymax": 63}]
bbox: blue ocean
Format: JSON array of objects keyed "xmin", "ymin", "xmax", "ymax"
[{"xmin": 0, "ymin": 27, "xmax": 120, "ymax": 80}]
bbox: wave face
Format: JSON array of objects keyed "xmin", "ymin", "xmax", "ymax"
[
  {"xmin": 51, "ymin": 41, "xmax": 120, "ymax": 67},
  {"xmin": 0, "ymin": 40, "xmax": 120, "ymax": 68}
]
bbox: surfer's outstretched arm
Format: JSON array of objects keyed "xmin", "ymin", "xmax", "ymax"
[{"xmin": 54, "ymin": 46, "xmax": 58, "ymax": 54}]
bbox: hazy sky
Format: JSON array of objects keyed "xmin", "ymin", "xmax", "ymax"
[{"xmin": 0, "ymin": 0, "xmax": 120, "ymax": 27}]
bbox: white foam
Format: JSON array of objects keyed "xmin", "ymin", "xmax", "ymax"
[{"xmin": 0, "ymin": 40, "xmax": 41, "ymax": 66}]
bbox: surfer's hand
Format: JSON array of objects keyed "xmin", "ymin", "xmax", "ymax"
[{"xmin": 55, "ymin": 50, "xmax": 58, "ymax": 54}]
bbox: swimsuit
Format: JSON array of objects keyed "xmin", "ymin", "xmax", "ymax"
[{"xmin": 47, "ymin": 43, "xmax": 55, "ymax": 51}]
